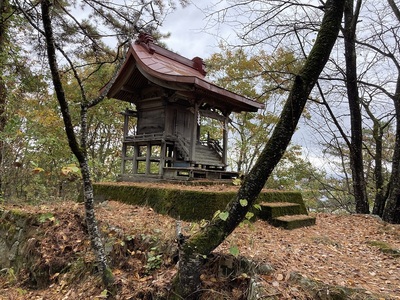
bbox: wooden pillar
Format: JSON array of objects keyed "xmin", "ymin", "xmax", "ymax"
[
  {"xmin": 145, "ymin": 142, "xmax": 151, "ymax": 175},
  {"xmin": 159, "ymin": 140, "xmax": 166, "ymax": 176},
  {"xmin": 123, "ymin": 110, "xmax": 129, "ymax": 137},
  {"xmin": 133, "ymin": 144, "xmax": 139, "ymax": 174},
  {"xmin": 121, "ymin": 111, "xmax": 130, "ymax": 174},
  {"xmin": 189, "ymin": 102, "xmax": 199, "ymax": 164},
  {"xmin": 121, "ymin": 109, "xmax": 138, "ymax": 175},
  {"xmin": 222, "ymin": 116, "xmax": 228, "ymax": 169},
  {"xmin": 121, "ymin": 143, "xmax": 127, "ymax": 174}
]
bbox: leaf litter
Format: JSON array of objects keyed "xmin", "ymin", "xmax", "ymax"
[{"xmin": 0, "ymin": 198, "xmax": 399, "ymax": 299}]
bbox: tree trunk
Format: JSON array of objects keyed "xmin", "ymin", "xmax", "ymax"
[
  {"xmin": 361, "ymin": 98, "xmax": 390, "ymax": 216},
  {"xmin": 382, "ymin": 0, "xmax": 400, "ymax": 224},
  {"xmin": 80, "ymin": 155, "xmax": 115, "ymax": 285},
  {"xmin": 370, "ymin": 118, "xmax": 389, "ymax": 216},
  {"xmin": 0, "ymin": 0, "xmax": 10, "ymax": 196},
  {"xmin": 172, "ymin": 0, "xmax": 346, "ymax": 297},
  {"xmin": 343, "ymin": 0, "xmax": 369, "ymax": 214},
  {"xmin": 383, "ymin": 74, "xmax": 400, "ymax": 223},
  {"xmin": 40, "ymin": 0, "xmax": 114, "ymax": 289}
]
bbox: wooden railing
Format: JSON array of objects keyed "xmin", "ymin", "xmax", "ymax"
[
  {"xmin": 123, "ymin": 132, "xmax": 191, "ymax": 160},
  {"xmin": 124, "ymin": 132, "xmax": 164, "ymax": 143},
  {"xmin": 174, "ymin": 135, "xmax": 190, "ymax": 160},
  {"xmin": 208, "ymin": 139, "xmax": 223, "ymax": 158},
  {"xmin": 200, "ymin": 137, "xmax": 223, "ymax": 159}
]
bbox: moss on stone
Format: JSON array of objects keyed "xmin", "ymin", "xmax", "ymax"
[
  {"xmin": 367, "ymin": 240, "xmax": 400, "ymax": 257},
  {"xmin": 258, "ymin": 202, "xmax": 301, "ymax": 220},
  {"xmin": 290, "ymin": 272, "xmax": 381, "ymax": 300},
  {"xmin": 271, "ymin": 215, "xmax": 316, "ymax": 230},
  {"xmin": 102, "ymin": 267, "xmax": 118, "ymax": 295},
  {"xmin": 0, "ymin": 208, "xmax": 38, "ymax": 275},
  {"xmin": 256, "ymin": 192, "xmax": 308, "ymax": 214},
  {"xmin": 93, "ymin": 183, "xmax": 306, "ymax": 222}
]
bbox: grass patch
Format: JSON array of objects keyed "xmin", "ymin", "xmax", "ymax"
[{"xmin": 367, "ymin": 240, "xmax": 400, "ymax": 257}]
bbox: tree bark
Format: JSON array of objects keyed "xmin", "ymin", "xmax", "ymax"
[
  {"xmin": 343, "ymin": 0, "xmax": 369, "ymax": 214},
  {"xmin": 371, "ymin": 122, "xmax": 388, "ymax": 216},
  {"xmin": 40, "ymin": 0, "xmax": 114, "ymax": 288},
  {"xmin": 383, "ymin": 74, "xmax": 400, "ymax": 223},
  {"xmin": 172, "ymin": 0, "xmax": 346, "ymax": 298},
  {"xmin": 363, "ymin": 105, "xmax": 390, "ymax": 217},
  {"xmin": 381, "ymin": 0, "xmax": 400, "ymax": 225},
  {"xmin": 0, "ymin": 0, "xmax": 10, "ymax": 196}
]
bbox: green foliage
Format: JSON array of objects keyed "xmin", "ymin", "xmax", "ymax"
[
  {"xmin": 253, "ymin": 204, "xmax": 262, "ymax": 211},
  {"xmin": 0, "ymin": 66, "xmax": 80, "ymax": 201},
  {"xmin": 0, "ymin": 3, "xmax": 131, "ymax": 202},
  {"xmin": 0, "ymin": 0, "xmax": 184, "ymax": 205},
  {"xmin": 0, "ymin": 55, "xmax": 127, "ymax": 201},
  {"xmin": 99, "ymin": 289, "xmax": 108, "ymax": 298},
  {"xmin": 218, "ymin": 211, "xmax": 229, "ymax": 221},
  {"xmin": 206, "ymin": 47, "xmax": 328, "ymax": 208},
  {"xmin": 212, "ymin": 209, "xmax": 230, "ymax": 221},
  {"xmin": 61, "ymin": 64, "xmax": 127, "ymax": 182},
  {"xmin": 245, "ymin": 211, "xmax": 254, "ymax": 220},
  {"xmin": 146, "ymin": 247, "xmax": 163, "ymax": 272},
  {"xmin": 206, "ymin": 46, "xmax": 302, "ymax": 174},
  {"xmin": 232, "ymin": 178, "xmax": 242, "ymax": 186},
  {"xmin": 37, "ymin": 213, "xmax": 56, "ymax": 223},
  {"xmin": 2, "ymin": 267, "xmax": 17, "ymax": 284},
  {"xmin": 229, "ymin": 245, "xmax": 239, "ymax": 257},
  {"xmin": 239, "ymin": 199, "xmax": 248, "ymax": 207},
  {"xmin": 61, "ymin": 164, "xmax": 82, "ymax": 182}
]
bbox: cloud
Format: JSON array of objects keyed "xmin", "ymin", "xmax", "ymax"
[{"xmin": 161, "ymin": 1, "xmax": 226, "ymax": 59}]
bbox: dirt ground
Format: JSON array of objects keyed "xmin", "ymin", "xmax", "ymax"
[{"xmin": 1, "ymin": 186, "xmax": 399, "ymax": 299}]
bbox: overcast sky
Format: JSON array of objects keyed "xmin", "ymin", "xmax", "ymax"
[{"xmin": 160, "ymin": 1, "xmax": 228, "ymax": 59}]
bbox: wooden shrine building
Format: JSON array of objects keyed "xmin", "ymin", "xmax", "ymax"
[{"xmin": 107, "ymin": 33, "xmax": 263, "ymax": 181}]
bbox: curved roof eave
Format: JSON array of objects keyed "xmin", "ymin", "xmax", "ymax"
[
  {"xmin": 130, "ymin": 43, "xmax": 264, "ymax": 111},
  {"xmin": 108, "ymin": 36, "xmax": 264, "ymax": 112}
]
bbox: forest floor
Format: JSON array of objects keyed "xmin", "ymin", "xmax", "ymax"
[{"xmin": 0, "ymin": 183, "xmax": 400, "ymax": 299}]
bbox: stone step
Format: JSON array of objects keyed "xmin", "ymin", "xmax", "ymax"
[
  {"xmin": 258, "ymin": 202, "xmax": 302, "ymax": 220},
  {"xmin": 270, "ymin": 214, "xmax": 316, "ymax": 230}
]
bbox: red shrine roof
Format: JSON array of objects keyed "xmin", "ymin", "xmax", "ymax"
[{"xmin": 107, "ymin": 33, "xmax": 264, "ymax": 113}]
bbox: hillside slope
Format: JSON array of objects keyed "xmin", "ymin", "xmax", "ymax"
[{"xmin": 0, "ymin": 200, "xmax": 399, "ymax": 299}]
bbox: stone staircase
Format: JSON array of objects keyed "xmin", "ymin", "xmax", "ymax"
[{"xmin": 257, "ymin": 201, "xmax": 316, "ymax": 230}]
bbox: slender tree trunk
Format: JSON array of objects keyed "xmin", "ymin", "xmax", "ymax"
[
  {"xmin": 40, "ymin": 0, "xmax": 114, "ymax": 289},
  {"xmin": 172, "ymin": 0, "xmax": 346, "ymax": 297},
  {"xmin": 383, "ymin": 75, "xmax": 400, "ymax": 223},
  {"xmin": 80, "ymin": 155, "xmax": 114, "ymax": 285},
  {"xmin": 361, "ymin": 99, "xmax": 389, "ymax": 216},
  {"xmin": 370, "ymin": 118, "xmax": 389, "ymax": 216},
  {"xmin": 371, "ymin": 126, "xmax": 387, "ymax": 216},
  {"xmin": 343, "ymin": 0, "xmax": 369, "ymax": 214},
  {"xmin": 0, "ymin": 0, "xmax": 10, "ymax": 196}
]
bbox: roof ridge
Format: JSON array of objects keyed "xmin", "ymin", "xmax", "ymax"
[{"xmin": 136, "ymin": 33, "xmax": 207, "ymax": 76}]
